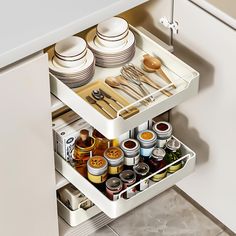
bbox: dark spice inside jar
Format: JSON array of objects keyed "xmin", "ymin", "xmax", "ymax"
[
  {"xmin": 124, "ymin": 140, "xmax": 136, "ymax": 149},
  {"xmin": 156, "ymin": 123, "xmax": 168, "ymax": 131}
]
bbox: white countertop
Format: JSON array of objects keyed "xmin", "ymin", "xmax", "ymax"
[
  {"xmin": 0, "ymin": 0, "xmax": 147, "ymax": 69},
  {"xmin": 191, "ymin": 0, "xmax": 236, "ymax": 29}
]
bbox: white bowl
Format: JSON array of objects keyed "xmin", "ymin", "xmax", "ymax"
[
  {"xmin": 97, "ymin": 28, "xmax": 129, "ymax": 41},
  {"xmin": 96, "ymin": 17, "xmax": 128, "ymax": 38},
  {"xmin": 95, "ymin": 34, "xmax": 128, "ymax": 48},
  {"xmin": 53, "ymin": 53, "xmax": 87, "ymax": 68},
  {"xmin": 54, "ymin": 36, "xmax": 87, "ymax": 60}
]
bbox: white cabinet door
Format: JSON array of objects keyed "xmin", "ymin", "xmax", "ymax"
[
  {"xmin": 172, "ymin": 0, "xmax": 236, "ymax": 233},
  {"xmin": 0, "ymin": 53, "xmax": 58, "ymax": 236}
]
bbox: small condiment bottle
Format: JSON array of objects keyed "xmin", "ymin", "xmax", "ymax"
[
  {"xmin": 148, "ymin": 148, "xmax": 167, "ymax": 182},
  {"xmin": 120, "ymin": 139, "xmax": 140, "ymax": 169},
  {"xmin": 137, "ymin": 130, "xmax": 157, "ymax": 161},
  {"xmin": 133, "ymin": 162, "xmax": 150, "ymax": 191},
  {"xmin": 87, "ymin": 156, "xmax": 108, "ymax": 191},
  {"xmin": 152, "ymin": 121, "xmax": 172, "ymax": 148},
  {"xmin": 119, "ymin": 170, "xmax": 137, "ymax": 199},
  {"xmin": 92, "ymin": 129, "xmax": 111, "ymax": 156},
  {"xmin": 164, "ymin": 139, "xmax": 182, "ymax": 173},
  {"xmin": 72, "ymin": 129, "xmax": 95, "ymax": 177},
  {"xmin": 104, "ymin": 147, "xmax": 124, "ymax": 176},
  {"xmin": 106, "ymin": 177, "xmax": 123, "ymax": 201}
]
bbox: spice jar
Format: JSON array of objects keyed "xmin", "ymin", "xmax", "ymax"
[
  {"xmin": 148, "ymin": 148, "xmax": 167, "ymax": 182},
  {"xmin": 104, "ymin": 147, "xmax": 124, "ymax": 176},
  {"xmin": 164, "ymin": 139, "xmax": 182, "ymax": 173},
  {"xmin": 72, "ymin": 129, "xmax": 95, "ymax": 177},
  {"xmin": 119, "ymin": 170, "xmax": 137, "ymax": 199},
  {"xmin": 92, "ymin": 129, "xmax": 111, "ymax": 156},
  {"xmin": 87, "ymin": 156, "xmax": 108, "ymax": 190},
  {"xmin": 133, "ymin": 162, "xmax": 150, "ymax": 191},
  {"xmin": 152, "ymin": 121, "xmax": 172, "ymax": 148},
  {"xmin": 137, "ymin": 130, "xmax": 157, "ymax": 161},
  {"xmin": 120, "ymin": 139, "xmax": 140, "ymax": 168},
  {"xmin": 106, "ymin": 177, "xmax": 123, "ymax": 201}
]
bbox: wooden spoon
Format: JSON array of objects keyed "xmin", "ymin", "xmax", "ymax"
[
  {"xmin": 143, "ymin": 54, "xmax": 176, "ymax": 89},
  {"xmin": 105, "ymin": 77, "xmax": 149, "ymax": 106}
]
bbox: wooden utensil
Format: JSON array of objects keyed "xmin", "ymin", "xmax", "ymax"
[{"xmin": 143, "ymin": 54, "xmax": 176, "ymax": 89}]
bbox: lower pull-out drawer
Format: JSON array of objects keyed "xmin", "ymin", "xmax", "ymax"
[{"xmin": 55, "ymin": 136, "xmax": 196, "ymax": 218}]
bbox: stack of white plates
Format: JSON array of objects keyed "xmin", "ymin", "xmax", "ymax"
[
  {"xmin": 48, "ymin": 36, "xmax": 95, "ymax": 88},
  {"xmin": 86, "ymin": 17, "xmax": 135, "ymax": 68}
]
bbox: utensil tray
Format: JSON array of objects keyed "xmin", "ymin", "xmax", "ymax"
[{"xmin": 50, "ymin": 25, "xmax": 199, "ymax": 139}]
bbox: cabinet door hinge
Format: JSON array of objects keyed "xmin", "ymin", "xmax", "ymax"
[{"xmin": 160, "ymin": 17, "xmax": 179, "ymax": 34}]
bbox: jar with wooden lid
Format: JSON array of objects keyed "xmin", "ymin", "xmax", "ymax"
[
  {"xmin": 104, "ymin": 147, "xmax": 124, "ymax": 176},
  {"xmin": 72, "ymin": 129, "xmax": 95, "ymax": 177},
  {"xmin": 137, "ymin": 130, "xmax": 157, "ymax": 161},
  {"xmin": 92, "ymin": 129, "xmax": 111, "ymax": 156},
  {"xmin": 164, "ymin": 139, "xmax": 182, "ymax": 173},
  {"xmin": 152, "ymin": 121, "xmax": 172, "ymax": 148},
  {"xmin": 148, "ymin": 148, "xmax": 167, "ymax": 182},
  {"xmin": 87, "ymin": 156, "xmax": 108, "ymax": 190},
  {"xmin": 120, "ymin": 139, "xmax": 140, "ymax": 169}
]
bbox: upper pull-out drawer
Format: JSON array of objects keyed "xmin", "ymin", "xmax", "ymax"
[{"xmin": 50, "ymin": 26, "xmax": 199, "ymax": 139}]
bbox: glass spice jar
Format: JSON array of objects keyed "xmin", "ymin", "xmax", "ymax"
[
  {"xmin": 120, "ymin": 139, "xmax": 140, "ymax": 169},
  {"xmin": 104, "ymin": 147, "xmax": 124, "ymax": 176},
  {"xmin": 119, "ymin": 170, "xmax": 137, "ymax": 199},
  {"xmin": 133, "ymin": 162, "xmax": 150, "ymax": 191},
  {"xmin": 106, "ymin": 177, "xmax": 123, "ymax": 201},
  {"xmin": 137, "ymin": 130, "xmax": 157, "ymax": 161},
  {"xmin": 152, "ymin": 121, "xmax": 172, "ymax": 148},
  {"xmin": 87, "ymin": 156, "xmax": 108, "ymax": 191},
  {"xmin": 148, "ymin": 148, "xmax": 167, "ymax": 182},
  {"xmin": 164, "ymin": 139, "xmax": 182, "ymax": 173},
  {"xmin": 72, "ymin": 129, "xmax": 95, "ymax": 177},
  {"xmin": 92, "ymin": 129, "xmax": 111, "ymax": 156}
]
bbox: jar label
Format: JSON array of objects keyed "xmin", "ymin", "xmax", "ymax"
[
  {"xmin": 156, "ymin": 137, "xmax": 171, "ymax": 148},
  {"xmin": 139, "ymin": 179, "xmax": 149, "ymax": 191},
  {"xmin": 88, "ymin": 171, "xmax": 107, "ymax": 184},
  {"xmin": 140, "ymin": 147, "xmax": 154, "ymax": 157},
  {"xmin": 108, "ymin": 164, "xmax": 124, "ymax": 175},
  {"xmin": 124, "ymin": 154, "xmax": 140, "ymax": 166}
]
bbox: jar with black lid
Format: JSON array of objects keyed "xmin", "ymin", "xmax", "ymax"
[
  {"xmin": 148, "ymin": 148, "xmax": 167, "ymax": 182},
  {"xmin": 164, "ymin": 139, "xmax": 182, "ymax": 173},
  {"xmin": 133, "ymin": 162, "xmax": 150, "ymax": 191},
  {"xmin": 119, "ymin": 170, "xmax": 136, "ymax": 199},
  {"xmin": 152, "ymin": 121, "xmax": 172, "ymax": 148},
  {"xmin": 106, "ymin": 177, "xmax": 123, "ymax": 201}
]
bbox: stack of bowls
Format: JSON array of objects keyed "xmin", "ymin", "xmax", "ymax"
[
  {"xmin": 48, "ymin": 36, "xmax": 95, "ymax": 88},
  {"xmin": 86, "ymin": 17, "xmax": 135, "ymax": 68}
]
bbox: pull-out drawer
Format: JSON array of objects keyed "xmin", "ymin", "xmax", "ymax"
[
  {"xmin": 55, "ymin": 136, "xmax": 196, "ymax": 218},
  {"xmin": 50, "ymin": 26, "xmax": 199, "ymax": 139}
]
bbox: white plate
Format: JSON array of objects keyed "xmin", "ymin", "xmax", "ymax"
[
  {"xmin": 48, "ymin": 47, "xmax": 94, "ymax": 74},
  {"xmin": 86, "ymin": 28, "xmax": 135, "ymax": 55}
]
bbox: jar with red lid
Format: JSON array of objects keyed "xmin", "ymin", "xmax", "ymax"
[{"xmin": 148, "ymin": 148, "xmax": 167, "ymax": 182}]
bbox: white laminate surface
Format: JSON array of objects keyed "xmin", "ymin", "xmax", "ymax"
[
  {"xmin": 0, "ymin": 0, "xmax": 147, "ymax": 69},
  {"xmin": 190, "ymin": 0, "xmax": 236, "ymax": 29}
]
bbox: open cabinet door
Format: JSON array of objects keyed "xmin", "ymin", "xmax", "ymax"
[
  {"xmin": 0, "ymin": 53, "xmax": 58, "ymax": 236},
  {"xmin": 171, "ymin": 0, "xmax": 236, "ymax": 233}
]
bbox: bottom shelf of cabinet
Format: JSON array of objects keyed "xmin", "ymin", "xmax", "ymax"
[
  {"xmin": 58, "ymin": 213, "xmax": 113, "ymax": 236},
  {"xmin": 55, "ymin": 135, "xmax": 196, "ymax": 219}
]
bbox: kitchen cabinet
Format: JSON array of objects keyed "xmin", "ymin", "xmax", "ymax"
[{"xmin": 0, "ymin": 0, "xmax": 235, "ymax": 235}]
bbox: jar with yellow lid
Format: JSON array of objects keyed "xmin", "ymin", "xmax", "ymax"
[
  {"xmin": 104, "ymin": 147, "xmax": 124, "ymax": 176},
  {"xmin": 87, "ymin": 156, "xmax": 108, "ymax": 190}
]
